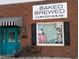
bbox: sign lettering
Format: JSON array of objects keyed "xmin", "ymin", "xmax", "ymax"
[{"xmin": 33, "ymin": 2, "xmax": 67, "ymax": 20}]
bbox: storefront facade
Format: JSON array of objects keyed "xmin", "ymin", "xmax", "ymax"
[{"xmin": 0, "ymin": 0, "xmax": 78, "ymax": 58}]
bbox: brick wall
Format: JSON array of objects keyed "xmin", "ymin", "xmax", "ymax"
[{"xmin": 0, "ymin": 0, "xmax": 78, "ymax": 58}]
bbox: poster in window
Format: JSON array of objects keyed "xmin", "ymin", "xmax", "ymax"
[{"xmin": 36, "ymin": 22, "xmax": 64, "ymax": 46}]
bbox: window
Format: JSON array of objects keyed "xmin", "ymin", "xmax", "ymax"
[
  {"xmin": 36, "ymin": 22, "xmax": 64, "ymax": 46},
  {"xmin": 32, "ymin": 22, "xmax": 70, "ymax": 46},
  {"xmin": 1, "ymin": 30, "xmax": 6, "ymax": 42},
  {"xmin": 8, "ymin": 31, "xmax": 15, "ymax": 42}
]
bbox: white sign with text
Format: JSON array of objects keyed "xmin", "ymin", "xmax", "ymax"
[{"xmin": 33, "ymin": 2, "xmax": 67, "ymax": 20}]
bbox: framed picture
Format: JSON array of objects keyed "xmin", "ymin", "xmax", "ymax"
[{"xmin": 36, "ymin": 22, "xmax": 64, "ymax": 46}]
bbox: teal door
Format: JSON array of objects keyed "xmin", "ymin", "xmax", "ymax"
[
  {"xmin": 0, "ymin": 26, "xmax": 21, "ymax": 56},
  {"xmin": 0, "ymin": 29, "xmax": 6, "ymax": 55}
]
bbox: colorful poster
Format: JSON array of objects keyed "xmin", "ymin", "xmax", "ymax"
[{"xmin": 36, "ymin": 22, "xmax": 64, "ymax": 46}]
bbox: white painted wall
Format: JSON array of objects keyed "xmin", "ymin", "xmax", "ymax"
[{"xmin": 0, "ymin": 0, "xmax": 44, "ymax": 5}]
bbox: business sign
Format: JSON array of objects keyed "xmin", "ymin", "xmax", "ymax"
[{"xmin": 33, "ymin": 2, "xmax": 67, "ymax": 20}]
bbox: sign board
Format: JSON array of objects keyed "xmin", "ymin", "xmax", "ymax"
[{"xmin": 33, "ymin": 2, "xmax": 67, "ymax": 20}]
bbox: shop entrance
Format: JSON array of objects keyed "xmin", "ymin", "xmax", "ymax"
[{"xmin": 0, "ymin": 26, "xmax": 21, "ymax": 56}]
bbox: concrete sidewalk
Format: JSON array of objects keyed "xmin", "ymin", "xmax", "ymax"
[{"xmin": 0, "ymin": 56, "xmax": 78, "ymax": 59}]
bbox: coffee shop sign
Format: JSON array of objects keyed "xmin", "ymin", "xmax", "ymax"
[{"xmin": 33, "ymin": 2, "xmax": 67, "ymax": 20}]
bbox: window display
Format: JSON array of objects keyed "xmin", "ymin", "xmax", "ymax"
[{"xmin": 36, "ymin": 22, "xmax": 64, "ymax": 46}]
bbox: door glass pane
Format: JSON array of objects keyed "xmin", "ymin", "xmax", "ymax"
[
  {"xmin": 8, "ymin": 31, "xmax": 15, "ymax": 42},
  {"xmin": 0, "ymin": 30, "xmax": 6, "ymax": 55},
  {"xmin": 1, "ymin": 30, "xmax": 6, "ymax": 42}
]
